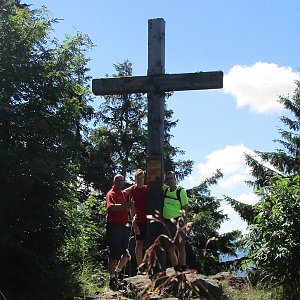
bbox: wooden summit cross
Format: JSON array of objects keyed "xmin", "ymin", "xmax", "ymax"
[{"xmin": 92, "ymin": 18, "xmax": 223, "ymax": 265}]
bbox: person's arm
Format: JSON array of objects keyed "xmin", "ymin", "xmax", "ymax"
[
  {"xmin": 107, "ymin": 193, "xmax": 133, "ymax": 212},
  {"xmin": 128, "ymin": 195, "xmax": 140, "ymax": 234},
  {"xmin": 180, "ymin": 189, "xmax": 189, "ymax": 223},
  {"xmin": 124, "ymin": 186, "xmax": 136, "ymax": 222},
  {"xmin": 182, "ymin": 204, "xmax": 188, "ymax": 223},
  {"xmin": 124, "ymin": 184, "xmax": 136, "ymax": 195},
  {"xmin": 107, "ymin": 201, "xmax": 132, "ymax": 212},
  {"xmin": 124, "ymin": 187, "xmax": 140, "ymax": 234},
  {"xmin": 132, "ymin": 213, "xmax": 140, "ymax": 235}
]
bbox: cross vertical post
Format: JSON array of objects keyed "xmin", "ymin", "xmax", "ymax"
[{"xmin": 146, "ymin": 18, "xmax": 166, "ymax": 269}]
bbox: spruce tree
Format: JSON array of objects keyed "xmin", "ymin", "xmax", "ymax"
[
  {"xmin": 187, "ymin": 170, "xmax": 242, "ymax": 274},
  {"xmin": 227, "ymin": 77, "xmax": 300, "ymax": 225},
  {"xmin": 235, "ymin": 77, "xmax": 300, "ymax": 296},
  {"xmin": 83, "ymin": 60, "xmax": 193, "ymax": 195},
  {"xmin": 246, "ymin": 77, "xmax": 300, "ymax": 186}
]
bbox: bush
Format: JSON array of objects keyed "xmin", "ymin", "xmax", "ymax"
[{"xmin": 246, "ymin": 175, "xmax": 300, "ymax": 299}]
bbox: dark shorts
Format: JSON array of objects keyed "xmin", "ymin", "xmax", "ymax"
[
  {"xmin": 162, "ymin": 217, "xmax": 186, "ymax": 248},
  {"xmin": 106, "ymin": 223, "xmax": 130, "ymax": 260},
  {"xmin": 135, "ymin": 221, "xmax": 147, "ymax": 241}
]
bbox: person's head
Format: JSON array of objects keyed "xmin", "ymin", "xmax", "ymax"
[
  {"xmin": 113, "ymin": 174, "xmax": 125, "ymax": 190},
  {"xmin": 135, "ymin": 169, "xmax": 145, "ymax": 187},
  {"xmin": 165, "ymin": 171, "xmax": 176, "ymax": 189}
]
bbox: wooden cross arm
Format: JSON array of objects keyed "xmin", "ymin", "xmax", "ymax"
[{"xmin": 92, "ymin": 71, "xmax": 223, "ymax": 95}]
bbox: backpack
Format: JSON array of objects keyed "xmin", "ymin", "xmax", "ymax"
[{"xmin": 164, "ymin": 187, "xmax": 183, "ymax": 208}]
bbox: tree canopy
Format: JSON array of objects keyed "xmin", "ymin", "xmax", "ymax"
[
  {"xmin": 246, "ymin": 175, "xmax": 300, "ymax": 298},
  {"xmin": 187, "ymin": 170, "xmax": 242, "ymax": 274},
  {"xmin": 0, "ymin": 1, "xmax": 94, "ymax": 298},
  {"xmin": 237, "ymin": 78, "xmax": 300, "ymax": 298},
  {"xmin": 81, "ymin": 60, "xmax": 193, "ymax": 195}
]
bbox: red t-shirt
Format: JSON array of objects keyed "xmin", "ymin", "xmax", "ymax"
[
  {"xmin": 106, "ymin": 186, "xmax": 128, "ymax": 225},
  {"xmin": 130, "ymin": 185, "xmax": 148, "ymax": 223}
]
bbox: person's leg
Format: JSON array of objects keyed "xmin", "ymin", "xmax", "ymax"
[
  {"xmin": 177, "ymin": 243, "xmax": 186, "ymax": 266},
  {"xmin": 108, "ymin": 257, "xmax": 117, "ymax": 277},
  {"xmin": 167, "ymin": 245, "xmax": 178, "ymax": 266},
  {"xmin": 108, "ymin": 261, "xmax": 118, "ymax": 290},
  {"xmin": 176, "ymin": 231, "xmax": 187, "ymax": 271},
  {"xmin": 106, "ymin": 223, "xmax": 123, "ymax": 290},
  {"xmin": 164, "ymin": 219, "xmax": 179, "ymax": 268},
  {"xmin": 116, "ymin": 252, "xmax": 128, "ymax": 271},
  {"xmin": 135, "ymin": 240, "xmax": 144, "ymax": 267},
  {"xmin": 135, "ymin": 221, "xmax": 147, "ymax": 268},
  {"xmin": 115, "ymin": 225, "xmax": 131, "ymax": 275}
]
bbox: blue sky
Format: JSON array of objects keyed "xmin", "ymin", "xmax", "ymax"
[{"xmin": 29, "ymin": 0, "xmax": 300, "ymax": 233}]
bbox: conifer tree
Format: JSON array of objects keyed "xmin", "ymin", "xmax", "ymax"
[
  {"xmin": 227, "ymin": 77, "xmax": 300, "ymax": 225},
  {"xmin": 246, "ymin": 77, "xmax": 300, "ymax": 186},
  {"xmin": 82, "ymin": 60, "xmax": 193, "ymax": 195},
  {"xmin": 187, "ymin": 170, "xmax": 242, "ymax": 274},
  {"xmin": 222, "ymin": 77, "xmax": 300, "ymax": 297}
]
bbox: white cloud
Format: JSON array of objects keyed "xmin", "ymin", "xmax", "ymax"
[
  {"xmin": 220, "ymin": 202, "xmax": 236, "ymax": 215},
  {"xmin": 187, "ymin": 144, "xmax": 256, "ymax": 189},
  {"xmin": 224, "ymin": 62, "xmax": 298, "ymax": 114},
  {"xmin": 235, "ymin": 192, "xmax": 259, "ymax": 205},
  {"xmin": 185, "ymin": 144, "xmax": 263, "ymax": 234},
  {"xmin": 219, "ymin": 211, "xmax": 248, "ymax": 234},
  {"xmin": 219, "ymin": 174, "xmax": 248, "ymax": 189},
  {"xmin": 218, "ymin": 193, "xmax": 259, "ymax": 234},
  {"xmin": 219, "ymin": 193, "xmax": 258, "ymax": 218}
]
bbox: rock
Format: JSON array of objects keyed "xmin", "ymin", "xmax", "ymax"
[
  {"xmin": 186, "ymin": 273, "xmax": 223, "ymax": 299},
  {"xmin": 211, "ymin": 271, "xmax": 232, "ymax": 281},
  {"xmin": 123, "ymin": 268, "xmax": 224, "ymax": 299},
  {"xmin": 87, "ymin": 269, "xmax": 227, "ymax": 299}
]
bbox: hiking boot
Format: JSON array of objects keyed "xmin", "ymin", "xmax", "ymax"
[
  {"xmin": 174, "ymin": 265, "xmax": 181, "ymax": 272},
  {"xmin": 137, "ymin": 267, "xmax": 147, "ymax": 275},
  {"xmin": 109, "ymin": 277, "xmax": 118, "ymax": 291},
  {"xmin": 115, "ymin": 271, "xmax": 127, "ymax": 280},
  {"xmin": 179, "ymin": 265, "xmax": 188, "ymax": 272},
  {"xmin": 174, "ymin": 265, "xmax": 188, "ymax": 272}
]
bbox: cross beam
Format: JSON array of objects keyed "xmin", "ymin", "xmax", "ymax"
[
  {"xmin": 92, "ymin": 18, "xmax": 223, "ymax": 271},
  {"xmin": 92, "ymin": 71, "xmax": 223, "ymax": 95}
]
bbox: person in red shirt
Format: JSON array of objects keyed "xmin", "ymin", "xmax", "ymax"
[
  {"xmin": 106, "ymin": 174, "xmax": 133, "ymax": 290},
  {"xmin": 125, "ymin": 169, "xmax": 148, "ymax": 273}
]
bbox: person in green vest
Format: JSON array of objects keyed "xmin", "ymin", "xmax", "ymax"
[{"xmin": 163, "ymin": 170, "xmax": 189, "ymax": 272}]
